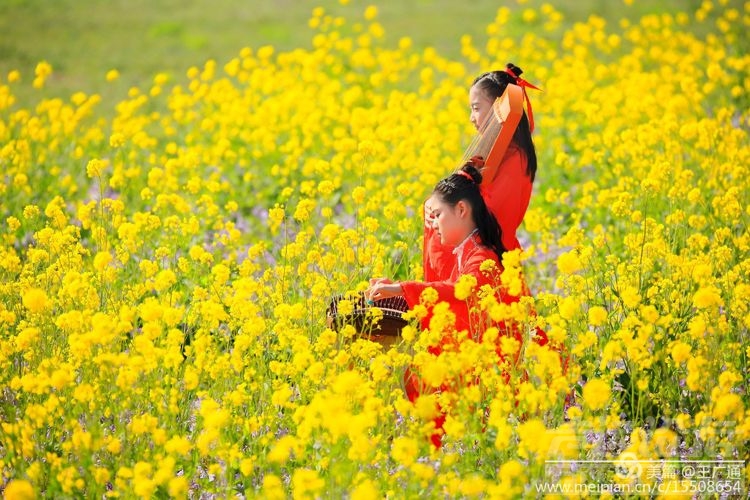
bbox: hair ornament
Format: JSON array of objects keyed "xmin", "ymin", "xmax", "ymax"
[{"xmin": 504, "ymin": 64, "xmax": 542, "ymax": 133}]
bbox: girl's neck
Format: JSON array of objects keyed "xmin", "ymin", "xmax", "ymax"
[
  {"xmin": 453, "ymin": 228, "xmax": 479, "ymax": 250},
  {"xmin": 452, "ymin": 228, "xmax": 479, "ymax": 271}
]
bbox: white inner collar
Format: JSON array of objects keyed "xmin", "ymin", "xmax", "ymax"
[{"xmin": 452, "ymin": 228, "xmax": 479, "ymax": 269}]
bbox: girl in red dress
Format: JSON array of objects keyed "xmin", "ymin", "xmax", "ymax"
[
  {"xmin": 424, "ymin": 63, "xmax": 540, "ymax": 282},
  {"xmin": 366, "ymin": 163, "xmax": 548, "ymax": 447},
  {"xmin": 368, "ymin": 164, "xmax": 518, "ymax": 337}
]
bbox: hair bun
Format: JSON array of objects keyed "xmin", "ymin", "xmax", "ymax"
[
  {"xmin": 506, "ymin": 63, "xmax": 524, "ymax": 77},
  {"xmin": 460, "ymin": 163, "xmax": 483, "ymax": 185}
]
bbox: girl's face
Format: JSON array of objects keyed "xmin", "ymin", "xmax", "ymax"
[
  {"xmin": 429, "ymin": 196, "xmax": 473, "ymax": 246},
  {"xmin": 469, "ymin": 85, "xmax": 495, "ymax": 131}
]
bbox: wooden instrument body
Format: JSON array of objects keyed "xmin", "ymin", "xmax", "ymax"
[{"xmin": 326, "ymin": 294, "xmax": 408, "ymax": 349}]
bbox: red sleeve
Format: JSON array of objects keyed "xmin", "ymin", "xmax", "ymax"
[
  {"xmin": 483, "ymin": 148, "xmax": 533, "ymax": 252},
  {"xmin": 401, "ymin": 278, "xmax": 456, "ymax": 309},
  {"xmin": 402, "ymin": 248, "xmax": 503, "ymax": 333},
  {"xmin": 406, "ymin": 249, "xmax": 498, "ymax": 304}
]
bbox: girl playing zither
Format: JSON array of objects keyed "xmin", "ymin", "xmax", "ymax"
[
  {"xmin": 366, "ymin": 163, "xmax": 547, "ymax": 348},
  {"xmin": 366, "ymin": 164, "xmax": 549, "ymax": 446}
]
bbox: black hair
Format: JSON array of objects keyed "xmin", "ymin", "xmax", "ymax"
[
  {"xmin": 433, "ymin": 164, "xmax": 505, "ymax": 260},
  {"xmin": 472, "ymin": 63, "xmax": 538, "ymax": 182}
]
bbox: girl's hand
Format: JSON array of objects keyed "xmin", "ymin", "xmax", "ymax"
[
  {"xmin": 424, "ymin": 196, "xmax": 436, "ymax": 228},
  {"xmin": 366, "ymin": 282, "xmax": 404, "ymax": 302},
  {"xmin": 369, "ymin": 278, "xmax": 393, "ymax": 286}
]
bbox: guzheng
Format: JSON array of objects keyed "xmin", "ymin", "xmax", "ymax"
[
  {"xmin": 326, "ymin": 293, "xmax": 409, "ymax": 348},
  {"xmin": 460, "ymin": 83, "xmax": 524, "ymax": 185}
]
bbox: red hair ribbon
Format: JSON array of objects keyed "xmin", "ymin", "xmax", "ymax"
[
  {"xmin": 456, "ymin": 170, "xmax": 474, "ymax": 182},
  {"xmin": 504, "ymin": 67, "xmax": 542, "ymax": 133}
]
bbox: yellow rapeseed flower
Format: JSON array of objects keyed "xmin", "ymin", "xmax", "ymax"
[
  {"xmin": 93, "ymin": 251, "xmax": 112, "ymax": 272},
  {"xmin": 670, "ymin": 341, "xmax": 692, "ymax": 364},
  {"xmin": 620, "ymin": 286, "xmax": 641, "ymax": 309},
  {"xmin": 363, "ymin": 5, "xmax": 378, "ymax": 21},
  {"xmin": 517, "ymin": 418, "xmax": 550, "ymax": 460},
  {"xmin": 350, "ymin": 479, "xmax": 379, "ymax": 500},
  {"xmin": 109, "ymin": 132, "xmax": 125, "ymax": 148},
  {"xmin": 3, "ymin": 480, "xmax": 36, "ymax": 500},
  {"xmin": 588, "ymin": 305, "xmax": 608, "ymax": 326},
  {"xmin": 712, "ymin": 392, "xmax": 743, "ymax": 421},
  {"xmin": 390, "ymin": 436, "xmax": 419, "ymax": 466},
  {"xmin": 692, "ymin": 285, "xmax": 723, "ymax": 309},
  {"xmin": 453, "ymin": 274, "xmax": 477, "ymax": 301},
  {"xmin": 582, "ymin": 378, "xmax": 611, "ymax": 411},
  {"xmin": 292, "ymin": 468, "xmax": 325, "ymax": 498},
  {"xmin": 86, "ymin": 159, "xmax": 103, "ymax": 178},
  {"xmin": 22, "ymin": 288, "xmax": 48, "ymax": 313},
  {"xmin": 557, "ymin": 250, "xmax": 583, "ymax": 274},
  {"xmin": 167, "ymin": 476, "xmax": 188, "ymax": 497},
  {"xmin": 32, "ymin": 60, "xmax": 52, "ymax": 88},
  {"xmin": 261, "ymin": 474, "xmax": 286, "ymax": 500}
]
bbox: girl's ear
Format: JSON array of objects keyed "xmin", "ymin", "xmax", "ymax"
[{"xmin": 455, "ymin": 200, "xmax": 470, "ymax": 219}]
